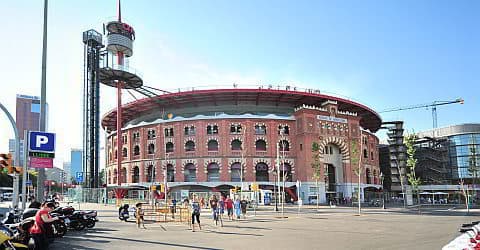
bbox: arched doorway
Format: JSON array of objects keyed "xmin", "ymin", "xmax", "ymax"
[
  {"xmin": 184, "ymin": 163, "xmax": 196, "ymax": 182},
  {"xmin": 132, "ymin": 166, "xmax": 140, "ymax": 183},
  {"xmin": 255, "ymin": 163, "xmax": 269, "ymax": 182},
  {"xmin": 207, "ymin": 163, "xmax": 220, "ymax": 182},
  {"xmin": 323, "ymin": 143, "xmax": 344, "ymax": 202}
]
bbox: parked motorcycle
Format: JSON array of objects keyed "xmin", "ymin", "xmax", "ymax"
[{"xmin": 0, "ymin": 222, "xmax": 29, "ymax": 250}]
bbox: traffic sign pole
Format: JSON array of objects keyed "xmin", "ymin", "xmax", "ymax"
[{"xmin": 21, "ymin": 130, "xmax": 28, "ymax": 209}]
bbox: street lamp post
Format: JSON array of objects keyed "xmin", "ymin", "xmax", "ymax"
[{"xmin": 380, "ymin": 172, "xmax": 386, "ymax": 209}]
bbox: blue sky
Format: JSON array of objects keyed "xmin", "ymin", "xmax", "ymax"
[{"xmin": 0, "ymin": 0, "xmax": 478, "ymax": 166}]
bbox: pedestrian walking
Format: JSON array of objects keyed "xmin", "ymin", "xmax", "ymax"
[
  {"xmin": 191, "ymin": 197, "xmax": 202, "ymax": 232},
  {"xmin": 225, "ymin": 195, "xmax": 234, "ymax": 220},
  {"xmin": 234, "ymin": 197, "xmax": 241, "ymax": 220},
  {"xmin": 136, "ymin": 203, "xmax": 146, "ymax": 229},
  {"xmin": 209, "ymin": 195, "xmax": 219, "ymax": 223},
  {"xmin": 240, "ymin": 199, "xmax": 248, "ymax": 219}
]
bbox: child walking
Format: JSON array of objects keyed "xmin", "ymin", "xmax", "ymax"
[{"xmin": 136, "ymin": 203, "xmax": 147, "ymax": 229}]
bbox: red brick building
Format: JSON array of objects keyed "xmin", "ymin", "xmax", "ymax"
[{"xmin": 102, "ymin": 87, "xmax": 382, "ymax": 203}]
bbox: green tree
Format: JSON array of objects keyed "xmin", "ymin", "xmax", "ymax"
[
  {"xmin": 311, "ymin": 142, "xmax": 322, "ymax": 209},
  {"xmin": 405, "ymin": 134, "xmax": 421, "ymax": 205},
  {"xmin": 351, "ymin": 139, "xmax": 362, "ymax": 215}
]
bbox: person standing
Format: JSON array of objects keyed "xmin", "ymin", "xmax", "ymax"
[
  {"xmin": 209, "ymin": 195, "xmax": 219, "ymax": 224},
  {"xmin": 191, "ymin": 197, "xmax": 202, "ymax": 232},
  {"xmin": 29, "ymin": 202, "xmax": 59, "ymax": 250},
  {"xmin": 225, "ymin": 195, "xmax": 234, "ymax": 221},
  {"xmin": 234, "ymin": 197, "xmax": 241, "ymax": 220},
  {"xmin": 136, "ymin": 203, "xmax": 147, "ymax": 229},
  {"xmin": 240, "ymin": 199, "xmax": 248, "ymax": 219}
]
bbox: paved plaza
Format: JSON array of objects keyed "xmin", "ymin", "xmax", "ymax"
[{"xmin": 42, "ymin": 203, "xmax": 477, "ymax": 250}]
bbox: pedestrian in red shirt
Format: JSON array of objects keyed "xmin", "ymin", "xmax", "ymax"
[
  {"xmin": 29, "ymin": 202, "xmax": 58, "ymax": 250},
  {"xmin": 225, "ymin": 195, "xmax": 234, "ymax": 221}
]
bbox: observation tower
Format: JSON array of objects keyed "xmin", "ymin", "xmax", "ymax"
[{"xmin": 99, "ymin": 0, "xmax": 143, "ymax": 185}]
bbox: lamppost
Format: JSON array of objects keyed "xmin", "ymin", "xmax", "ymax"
[{"xmin": 380, "ymin": 172, "xmax": 386, "ymax": 209}]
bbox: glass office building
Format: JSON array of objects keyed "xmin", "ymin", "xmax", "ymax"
[{"xmin": 417, "ymin": 124, "xmax": 480, "ymax": 184}]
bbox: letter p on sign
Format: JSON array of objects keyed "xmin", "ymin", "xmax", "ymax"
[
  {"xmin": 29, "ymin": 131, "xmax": 55, "ymax": 152},
  {"xmin": 36, "ymin": 135, "xmax": 49, "ymax": 148}
]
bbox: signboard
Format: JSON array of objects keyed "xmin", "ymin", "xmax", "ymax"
[
  {"xmin": 29, "ymin": 131, "xmax": 55, "ymax": 152},
  {"xmin": 317, "ymin": 115, "xmax": 347, "ymax": 124},
  {"xmin": 26, "ymin": 180, "xmax": 32, "ymax": 186},
  {"xmin": 29, "ymin": 151, "xmax": 55, "ymax": 158},
  {"xmin": 76, "ymin": 172, "xmax": 84, "ymax": 183},
  {"xmin": 30, "ymin": 157, "xmax": 53, "ymax": 168}
]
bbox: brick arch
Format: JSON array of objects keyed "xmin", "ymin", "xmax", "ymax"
[
  {"xmin": 318, "ymin": 136, "xmax": 350, "ymax": 162},
  {"xmin": 280, "ymin": 159, "xmax": 296, "ymax": 174},
  {"xmin": 253, "ymin": 159, "xmax": 271, "ymax": 173},
  {"xmin": 204, "ymin": 158, "xmax": 222, "ymax": 174},
  {"xmin": 254, "ymin": 136, "xmax": 268, "ymax": 149},
  {"xmin": 228, "ymin": 159, "xmax": 246, "ymax": 173},
  {"xmin": 277, "ymin": 137, "xmax": 292, "ymax": 149},
  {"xmin": 230, "ymin": 136, "xmax": 243, "ymax": 143},
  {"xmin": 181, "ymin": 159, "xmax": 198, "ymax": 174}
]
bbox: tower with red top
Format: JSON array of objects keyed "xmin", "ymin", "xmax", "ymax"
[{"xmin": 99, "ymin": 0, "xmax": 143, "ymax": 186}]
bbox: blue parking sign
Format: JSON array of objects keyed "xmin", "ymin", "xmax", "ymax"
[
  {"xmin": 76, "ymin": 172, "xmax": 84, "ymax": 182},
  {"xmin": 29, "ymin": 131, "xmax": 55, "ymax": 152}
]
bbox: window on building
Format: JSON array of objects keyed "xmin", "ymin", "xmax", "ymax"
[
  {"xmin": 231, "ymin": 139, "xmax": 242, "ymax": 150},
  {"xmin": 165, "ymin": 128, "xmax": 174, "ymax": 137},
  {"xmin": 148, "ymin": 144, "xmax": 155, "ymax": 154},
  {"xmin": 166, "ymin": 142, "xmax": 174, "ymax": 153},
  {"xmin": 231, "ymin": 163, "xmax": 243, "ymax": 182},
  {"xmin": 134, "ymin": 145, "xmax": 140, "ymax": 156},
  {"xmin": 363, "ymin": 149, "xmax": 368, "ymax": 159},
  {"xmin": 185, "ymin": 141, "xmax": 195, "ymax": 152},
  {"xmin": 255, "ymin": 163, "xmax": 269, "ymax": 182},
  {"xmin": 146, "ymin": 165, "xmax": 154, "ymax": 182},
  {"xmin": 278, "ymin": 125, "xmax": 290, "ymax": 135},
  {"xmin": 255, "ymin": 139, "xmax": 267, "ymax": 151},
  {"xmin": 230, "ymin": 124, "xmax": 242, "ymax": 134},
  {"xmin": 133, "ymin": 132, "xmax": 140, "ymax": 141},
  {"xmin": 255, "ymin": 125, "xmax": 267, "ymax": 135},
  {"xmin": 207, "ymin": 140, "xmax": 219, "ymax": 151},
  {"xmin": 300, "ymin": 144, "xmax": 303, "ymax": 151},
  {"xmin": 184, "ymin": 163, "xmax": 196, "ymax": 182},
  {"xmin": 147, "ymin": 129, "xmax": 156, "ymax": 139},
  {"xmin": 184, "ymin": 126, "xmax": 196, "ymax": 136},
  {"xmin": 122, "ymin": 148, "xmax": 127, "ymax": 157},
  {"xmin": 279, "ymin": 140, "xmax": 290, "ymax": 151},
  {"xmin": 132, "ymin": 166, "xmax": 140, "ymax": 183},
  {"xmin": 167, "ymin": 164, "xmax": 175, "ymax": 182},
  {"xmin": 207, "ymin": 163, "xmax": 220, "ymax": 182},
  {"xmin": 207, "ymin": 125, "xmax": 219, "ymax": 135},
  {"xmin": 114, "ymin": 150, "xmax": 117, "ymax": 159}
]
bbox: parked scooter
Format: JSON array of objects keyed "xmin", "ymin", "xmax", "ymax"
[{"xmin": 0, "ymin": 221, "xmax": 29, "ymax": 250}]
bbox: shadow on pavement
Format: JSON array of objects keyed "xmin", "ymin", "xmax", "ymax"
[
  {"xmin": 202, "ymin": 229, "xmax": 263, "ymax": 237},
  {"xmin": 66, "ymin": 235, "xmax": 223, "ymax": 250}
]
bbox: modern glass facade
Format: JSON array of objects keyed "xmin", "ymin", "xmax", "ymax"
[
  {"xmin": 448, "ymin": 133, "xmax": 480, "ymax": 179},
  {"xmin": 416, "ymin": 124, "xmax": 480, "ymax": 183}
]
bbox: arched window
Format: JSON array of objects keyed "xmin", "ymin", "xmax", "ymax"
[
  {"xmin": 255, "ymin": 163, "xmax": 269, "ymax": 182},
  {"xmin": 255, "ymin": 139, "xmax": 267, "ymax": 151},
  {"xmin": 366, "ymin": 168, "xmax": 371, "ymax": 184},
  {"xmin": 207, "ymin": 140, "xmax": 219, "ymax": 151},
  {"xmin": 113, "ymin": 169, "xmax": 118, "ymax": 184},
  {"xmin": 108, "ymin": 170, "xmax": 111, "ymax": 184},
  {"xmin": 231, "ymin": 162, "xmax": 243, "ymax": 182},
  {"xmin": 184, "ymin": 163, "xmax": 196, "ymax": 182},
  {"xmin": 207, "ymin": 125, "xmax": 219, "ymax": 135},
  {"xmin": 207, "ymin": 163, "xmax": 220, "ymax": 182},
  {"xmin": 122, "ymin": 148, "xmax": 127, "ymax": 157},
  {"xmin": 114, "ymin": 150, "xmax": 117, "ymax": 159},
  {"xmin": 373, "ymin": 170, "xmax": 377, "ymax": 185},
  {"xmin": 279, "ymin": 140, "xmax": 290, "ymax": 151},
  {"xmin": 134, "ymin": 145, "xmax": 140, "ymax": 156},
  {"xmin": 120, "ymin": 167, "xmax": 127, "ymax": 183},
  {"xmin": 185, "ymin": 141, "xmax": 195, "ymax": 152},
  {"xmin": 363, "ymin": 149, "xmax": 368, "ymax": 159},
  {"xmin": 278, "ymin": 125, "xmax": 289, "ymax": 135},
  {"xmin": 231, "ymin": 139, "xmax": 242, "ymax": 150},
  {"xmin": 148, "ymin": 144, "xmax": 155, "ymax": 154},
  {"xmin": 167, "ymin": 164, "xmax": 175, "ymax": 182},
  {"xmin": 132, "ymin": 166, "xmax": 140, "ymax": 183},
  {"xmin": 146, "ymin": 165, "xmax": 154, "ymax": 182},
  {"xmin": 166, "ymin": 142, "xmax": 174, "ymax": 153},
  {"xmin": 280, "ymin": 163, "xmax": 292, "ymax": 182}
]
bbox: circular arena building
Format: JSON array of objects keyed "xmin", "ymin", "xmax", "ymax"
[{"xmin": 103, "ymin": 86, "xmax": 382, "ymax": 204}]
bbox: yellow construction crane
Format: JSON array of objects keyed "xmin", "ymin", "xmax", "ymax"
[{"xmin": 379, "ymin": 98, "xmax": 464, "ymax": 129}]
